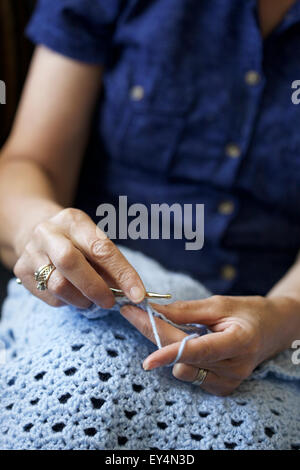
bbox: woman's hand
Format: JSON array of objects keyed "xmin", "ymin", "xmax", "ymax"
[
  {"xmin": 120, "ymin": 295, "xmax": 299, "ymax": 396},
  {"xmin": 14, "ymin": 207, "xmax": 145, "ymax": 309}
]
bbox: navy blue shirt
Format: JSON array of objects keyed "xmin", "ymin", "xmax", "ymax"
[{"xmin": 27, "ymin": 0, "xmax": 300, "ymax": 296}]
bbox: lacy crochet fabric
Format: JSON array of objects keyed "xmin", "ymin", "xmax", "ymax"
[{"xmin": 0, "ymin": 246, "xmax": 299, "ymax": 450}]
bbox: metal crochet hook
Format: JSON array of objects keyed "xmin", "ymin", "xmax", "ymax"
[{"xmin": 110, "ymin": 288, "xmax": 172, "ymax": 299}]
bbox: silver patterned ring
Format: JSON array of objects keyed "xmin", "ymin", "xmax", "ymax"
[
  {"xmin": 34, "ymin": 263, "xmax": 56, "ymax": 291},
  {"xmin": 192, "ymin": 368, "xmax": 208, "ymax": 386}
]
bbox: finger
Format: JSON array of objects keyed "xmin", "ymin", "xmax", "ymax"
[
  {"xmin": 63, "ymin": 211, "xmax": 146, "ymax": 303},
  {"xmin": 143, "ymin": 327, "xmax": 240, "ymax": 370},
  {"xmin": 14, "ymin": 253, "xmax": 66, "ymax": 308},
  {"xmin": 25, "ymin": 235, "xmax": 110, "ymax": 308},
  {"xmin": 172, "ymin": 363, "xmax": 239, "ymax": 397},
  {"xmin": 41, "ymin": 231, "xmax": 116, "ymax": 308},
  {"xmin": 150, "ymin": 295, "xmax": 231, "ymax": 326},
  {"xmin": 120, "ymin": 304, "xmax": 186, "ymax": 347},
  {"xmin": 47, "ymin": 269, "xmax": 92, "ymax": 309}
]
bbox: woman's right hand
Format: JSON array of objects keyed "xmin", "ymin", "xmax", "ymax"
[{"xmin": 13, "ymin": 207, "xmax": 146, "ymax": 309}]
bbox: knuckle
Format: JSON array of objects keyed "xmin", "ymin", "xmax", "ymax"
[
  {"xmin": 82, "ymin": 281, "xmax": 113, "ymax": 307},
  {"xmin": 210, "ymin": 295, "xmax": 233, "ymax": 313},
  {"xmin": 140, "ymin": 323, "xmax": 152, "ymax": 340},
  {"xmin": 132, "ymin": 314, "xmax": 152, "ymax": 339},
  {"xmin": 59, "ymin": 207, "xmax": 82, "ymax": 223},
  {"xmin": 199, "ymin": 336, "xmax": 214, "ymax": 362},
  {"xmin": 210, "ymin": 295, "xmax": 225, "ymax": 310},
  {"xmin": 33, "ymin": 221, "xmax": 51, "ymax": 239},
  {"xmin": 231, "ymin": 324, "xmax": 244, "ymax": 344},
  {"xmin": 24, "ymin": 242, "xmax": 36, "ymax": 256},
  {"xmin": 84, "ymin": 283, "xmax": 102, "ymax": 301},
  {"xmin": 211, "ymin": 294, "xmax": 223, "ymax": 303},
  {"xmin": 49, "ymin": 275, "xmax": 69, "ymax": 297},
  {"xmin": 57, "ymin": 244, "xmax": 77, "ymax": 270},
  {"xmin": 13, "ymin": 259, "xmax": 25, "ymax": 278},
  {"xmin": 14, "ymin": 255, "xmax": 33, "ymax": 279},
  {"xmin": 232, "ymin": 323, "xmax": 248, "ymax": 345},
  {"xmin": 90, "ymin": 238, "xmax": 113, "ymax": 261},
  {"xmin": 115, "ymin": 266, "xmax": 135, "ymax": 286},
  {"xmin": 233, "ymin": 323, "xmax": 259, "ymax": 356}
]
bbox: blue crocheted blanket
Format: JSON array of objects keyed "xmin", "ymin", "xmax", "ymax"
[{"xmin": 0, "ymin": 246, "xmax": 299, "ymax": 450}]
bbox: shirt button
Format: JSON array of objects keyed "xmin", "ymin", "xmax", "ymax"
[
  {"xmin": 225, "ymin": 143, "xmax": 241, "ymax": 159},
  {"xmin": 221, "ymin": 265, "xmax": 237, "ymax": 281},
  {"xmin": 245, "ymin": 70, "xmax": 261, "ymax": 86},
  {"xmin": 130, "ymin": 85, "xmax": 145, "ymax": 101},
  {"xmin": 218, "ymin": 201, "xmax": 235, "ymax": 215}
]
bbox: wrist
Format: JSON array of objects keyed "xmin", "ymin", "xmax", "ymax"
[{"xmin": 266, "ymin": 295, "xmax": 300, "ymax": 355}]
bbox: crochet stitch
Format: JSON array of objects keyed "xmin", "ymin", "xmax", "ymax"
[{"xmin": 0, "ymin": 246, "xmax": 299, "ymax": 450}]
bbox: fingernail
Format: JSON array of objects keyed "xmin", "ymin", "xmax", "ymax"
[
  {"xmin": 129, "ymin": 286, "xmax": 145, "ymax": 303},
  {"xmin": 143, "ymin": 360, "xmax": 151, "ymax": 371},
  {"xmin": 120, "ymin": 305, "xmax": 131, "ymax": 315},
  {"xmin": 172, "ymin": 363, "xmax": 181, "ymax": 375},
  {"xmin": 103, "ymin": 300, "xmax": 115, "ymax": 309},
  {"xmin": 143, "ymin": 360, "xmax": 159, "ymax": 371}
]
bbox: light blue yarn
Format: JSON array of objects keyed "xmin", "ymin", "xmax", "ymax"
[
  {"xmin": 0, "ymin": 245, "xmax": 299, "ymax": 450},
  {"xmin": 136, "ymin": 300, "xmax": 203, "ymax": 366},
  {"xmin": 144, "ymin": 301, "xmax": 163, "ymax": 350},
  {"xmin": 168, "ymin": 333, "xmax": 199, "ymax": 367}
]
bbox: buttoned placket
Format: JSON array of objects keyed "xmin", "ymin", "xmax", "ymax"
[{"xmin": 213, "ymin": 1, "xmax": 267, "ymax": 287}]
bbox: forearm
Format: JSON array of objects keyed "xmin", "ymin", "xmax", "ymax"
[
  {"xmin": 0, "ymin": 46, "xmax": 104, "ymax": 272},
  {"xmin": 0, "ymin": 155, "xmax": 63, "ymax": 268}
]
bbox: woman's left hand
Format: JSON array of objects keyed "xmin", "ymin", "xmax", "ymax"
[{"xmin": 120, "ymin": 295, "xmax": 297, "ymax": 396}]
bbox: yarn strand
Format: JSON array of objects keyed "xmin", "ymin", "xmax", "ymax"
[{"xmin": 143, "ymin": 299, "xmax": 201, "ymax": 367}]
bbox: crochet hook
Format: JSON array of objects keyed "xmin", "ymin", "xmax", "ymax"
[{"xmin": 110, "ymin": 288, "xmax": 172, "ymax": 299}]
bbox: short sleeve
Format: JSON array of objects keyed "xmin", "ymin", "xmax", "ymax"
[{"xmin": 26, "ymin": 0, "xmax": 124, "ymax": 65}]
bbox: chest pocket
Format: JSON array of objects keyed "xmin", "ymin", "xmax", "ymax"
[{"xmin": 102, "ymin": 50, "xmax": 195, "ymax": 175}]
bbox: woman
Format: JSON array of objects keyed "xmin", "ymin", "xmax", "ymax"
[{"xmin": 0, "ymin": 0, "xmax": 299, "ymax": 450}]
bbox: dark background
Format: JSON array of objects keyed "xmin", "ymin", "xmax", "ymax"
[{"xmin": 0, "ymin": 0, "xmax": 36, "ymax": 307}]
